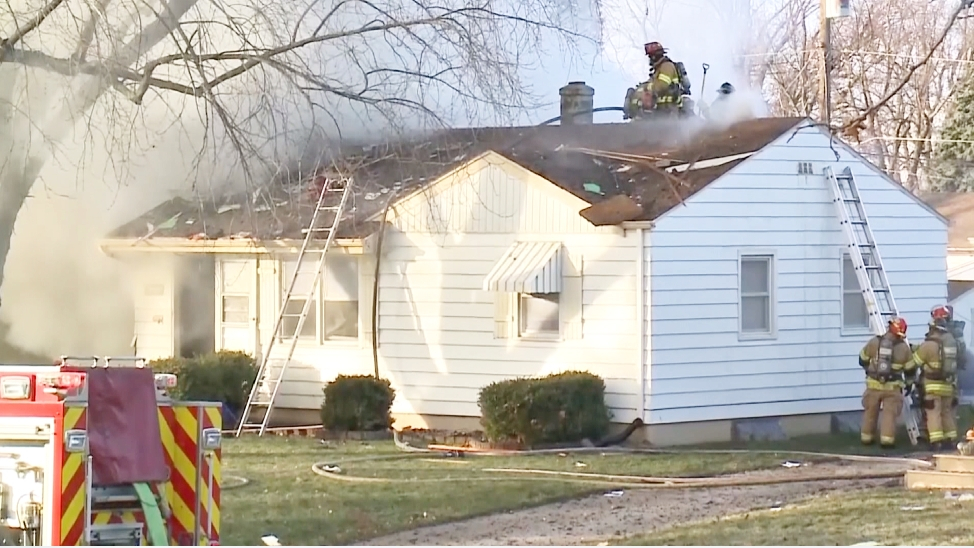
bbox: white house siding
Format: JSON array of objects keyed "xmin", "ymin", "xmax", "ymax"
[
  {"xmin": 644, "ymin": 125, "xmax": 948, "ymax": 424},
  {"xmin": 377, "ymin": 156, "xmax": 642, "ymax": 422},
  {"xmin": 130, "ymin": 257, "xmax": 176, "ymax": 360},
  {"xmin": 214, "ymin": 254, "xmax": 374, "ymax": 410}
]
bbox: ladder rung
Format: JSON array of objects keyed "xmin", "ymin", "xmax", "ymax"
[
  {"xmin": 318, "ymin": 206, "xmax": 341, "ymax": 211},
  {"xmin": 301, "ymin": 227, "xmax": 335, "ymax": 233}
]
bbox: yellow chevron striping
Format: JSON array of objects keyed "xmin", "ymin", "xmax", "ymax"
[
  {"xmin": 60, "ymin": 407, "xmax": 86, "ymax": 544},
  {"xmin": 158, "ymin": 408, "xmax": 195, "ymax": 536},
  {"xmin": 202, "ymin": 406, "xmax": 222, "ymax": 535}
]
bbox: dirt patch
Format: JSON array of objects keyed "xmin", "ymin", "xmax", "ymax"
[{"xmin": 356, "ymin": 460, "xmax": 912, "ymax": 546}]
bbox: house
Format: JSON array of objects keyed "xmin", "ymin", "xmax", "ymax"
[
  {"xmin": 919, "ymin": 192, "xmax": 974, "ymax": 282},
  {"xmin": 99, "ymin": 87, "xmax": 949, "ymax": 445}
]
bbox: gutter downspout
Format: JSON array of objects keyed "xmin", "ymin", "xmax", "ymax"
[{"xmin": 636, "ymin": 227, "xmax": 646, "ymax": 424}]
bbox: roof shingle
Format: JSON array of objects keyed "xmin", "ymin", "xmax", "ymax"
[{"xmin": 107, "ymin": 116, "xmax": 807, "ymax": 241}]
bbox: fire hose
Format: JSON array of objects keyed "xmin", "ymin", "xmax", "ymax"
[{"xmin": 308, "ymin": 430, "xmax": 931, "ymax": 489}]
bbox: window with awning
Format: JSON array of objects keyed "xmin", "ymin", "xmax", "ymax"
[
  {"xmin": 482, "ymin": 241, "xmax": 564, "ymax": 294},
  {"xmin": 484, "ymin": 241, "xmax": 583, "ymax": 341}
]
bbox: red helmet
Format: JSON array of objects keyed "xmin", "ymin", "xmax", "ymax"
[
  {"xmin": 888, "ymin": 317, "xmax": 907, "ymax": 337},
  {"xmin": 644, "ymin": 41, "xmax": 666, "ymax": 58},
  {"xmin": 931, "ymin": 304, "xmax": 953, "ymax": 321}
]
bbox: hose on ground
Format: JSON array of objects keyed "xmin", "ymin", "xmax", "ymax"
[
  {"xmin": 309, "ymin": 454, "xmax": 907, "ymax": 489},
  {"xmin": 310, "ymin": 434, "xmax": 921, "ymax": 489},
  {"xmin": 222, "ymin": 474, "xmax": 251, "ymax": 490},
  {"xmin": 392, "ymin": 429, "xmax": 933, "ymax": 469}
]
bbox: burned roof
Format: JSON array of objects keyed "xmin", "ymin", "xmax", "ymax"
[
  {"xmin": 920, "ymin": 191, "xmax": 974, "ymax": 248},
  {"xmin": 107, "ymin": 116, "xmax": 808, "ymax": 241}
]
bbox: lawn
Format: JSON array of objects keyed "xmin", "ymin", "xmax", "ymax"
[
  {"xmin": 618, "ymin": 489, "xmax": 974, "ymax": 546},
  {"xmin": 218, "ymin": 409, "xmax": 974, "ymax": 546},
  {"xmin": 217, "ymin": 435, "xmax": 842, "ymax": 545}
]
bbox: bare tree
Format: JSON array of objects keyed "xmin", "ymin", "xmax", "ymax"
[
  {"xmin": 745, "ymin": 0, "xmax": 974, "ymax": 190},
  {"xmin": 0, "ymin": 0, "xmax": 600, "ymax": 303}
]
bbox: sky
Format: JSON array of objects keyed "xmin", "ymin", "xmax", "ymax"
[{"xmin": 521, "ymin": 0, "xmax": 757, "ymax": 124}]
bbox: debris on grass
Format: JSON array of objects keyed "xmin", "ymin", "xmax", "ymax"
[
  {"xmin": 603, "ymin": 490, "xmax": 624, "ymax": 498},
  {"xmin": 574, "ymin": 461, "xmax": 588, "ymax": 468},
  {"xmin": 261, "ymin": 534, "xmax": 281, "ymax": 546},
  {"xmin": 781, "ymin": 460, "xmax": 802, "ymax": 468},
  {"xmin": 900, "ymin": 505, "xmax": 926, "ymax": 511}
]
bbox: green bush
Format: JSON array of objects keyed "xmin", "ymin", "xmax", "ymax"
[
  {"xmin": 321, "ymin": 375, "xmax": 395, "ymax": 431},
  {"xmin": 149, "ymin": 350, "xmax": 259, "ymax": 411},
  {"xmin": 478, "ymin": 371, "xmax": 611, "ymax": 447}
]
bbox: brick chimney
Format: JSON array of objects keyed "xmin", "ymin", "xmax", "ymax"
[{"xmin": 559, "ymin": 81, "xmax": 595, "ymax": 125}]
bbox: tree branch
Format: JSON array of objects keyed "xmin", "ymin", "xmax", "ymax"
[{"xmin": 0, "ymin": 0, "xmax": 68, "ymax": 62}]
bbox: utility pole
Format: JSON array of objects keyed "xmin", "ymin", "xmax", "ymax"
[
  {"xmin": 820, "ymin": 0, "xmax": 850, "ymax": 128},
  {"xmin": 820, "ymin": 0, "xmax": 832, "ymax": 128}
]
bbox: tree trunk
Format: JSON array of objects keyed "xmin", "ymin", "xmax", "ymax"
[{"xmin": 0, "ymin": 157, "xmax": 45, "ymax": 308}]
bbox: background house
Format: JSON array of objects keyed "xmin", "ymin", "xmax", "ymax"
[
  {"xmin": 918, "ymin": 192, "xmax": 974, "ymax": 399},
  {"xmin": 101, "ymin": 91, "xmax": 948, "ymax": 445}
]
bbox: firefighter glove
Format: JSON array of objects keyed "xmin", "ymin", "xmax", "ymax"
[
  {"xmin": 858, "ymin": 356, "xmax": 869, "ymax": 369},
  {"xmin": 953, "ymin": 397, "xmax": 959, "ymax": 408}
]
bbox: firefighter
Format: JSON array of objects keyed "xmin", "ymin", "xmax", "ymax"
[
  {"xmin": 625, "ymin": 41, "xmax": 685, "ymax": 119},
  {"xmin": 644, "ymin": 41, "xmax": 683, "ymax": 112},
  {"xmin": 858, "ymin": 316, "xmax": 914, "ymax": 448},
  {"xmin": 914, "ymin": 309, "xmax": 961, "ymax": 451}
]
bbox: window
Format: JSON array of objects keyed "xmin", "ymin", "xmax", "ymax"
[
  {"xmin": 740, "ymin": 255, "xmax": 773, "ymax": 335},
  {"xmin": 280, "ymin": 256, "xmax": 360, "ymax": 341},
  {"xmin": 323, "ymin": 256, "xmax": 359, "ymax": 339},
  {"xmin": 222, "ymin": 296, "xmax": 249, "ymax": 323},
  {"xmin": 220, "ymin": 260, "xmax": 252, "ymax": 325},
  {"xmin": 518, "ymin": 293, "xmax": 560, "ymax": 338},
  {"xmin": 842, "ymin": 254, "xmax": 869, "ymax": 330},
  {"xmin": 281, "ymin": 259, "xmax": 318, "ymax": 339}
]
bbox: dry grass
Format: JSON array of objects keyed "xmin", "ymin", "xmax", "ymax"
[
  {"xmin": 218, "ymin": 436, "xmax": 835, "ymax": 545},
  {"xmin": 618, "ymin": 488, "xmax": 974, "ymax": 546}
]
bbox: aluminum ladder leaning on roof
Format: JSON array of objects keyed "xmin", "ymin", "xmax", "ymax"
[
  {"xmin": 824, "ymin": 166, "xmax": 921, "ymax": 446},
  {"xmin": 235, "ymin": 175, "xmax": 353, "ymax": 437}
]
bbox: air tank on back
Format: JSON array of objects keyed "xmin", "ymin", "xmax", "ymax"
[{"xmin": 559, "ymin": 81, "xmax": 595, "ymax": 125}]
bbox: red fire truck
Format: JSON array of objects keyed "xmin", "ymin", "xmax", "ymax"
[{"xmin": 0, "ymin": 356, "xmax": 222, "ymax": 546}]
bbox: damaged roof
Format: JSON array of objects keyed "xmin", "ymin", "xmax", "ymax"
[
  {"xmin": 920, "ymin": 191, "xmax": 974, "ymax": 248},
  {"xmin": 107, "ymin": 116, "xmax": 809, "ymax": 241}
]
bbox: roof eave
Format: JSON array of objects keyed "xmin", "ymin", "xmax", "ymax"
[{"xmin": 99, "ymin": 237, "xmax": 366, "ymax": 256}]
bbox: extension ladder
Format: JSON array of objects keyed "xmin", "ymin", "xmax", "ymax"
[
  {"xmin": 825, "ymin": 166, "xmax": 920, "ymax": 445},
  {"xmin": 235, "ymin": 176, "xmax": 353, "ymax": 437}
]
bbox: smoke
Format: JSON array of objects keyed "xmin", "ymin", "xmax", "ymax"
[
  {"xmin": 0, "ymin": 102, "xmax": 211, "ymax": 360},
  {"xmin": 596, "ymin": 0, "xmax": 771, "ymax": 119}
]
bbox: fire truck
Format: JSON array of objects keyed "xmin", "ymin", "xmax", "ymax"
[{"xmin": 0, "ymin": 356, "xmax": 222, "ymax": 546}]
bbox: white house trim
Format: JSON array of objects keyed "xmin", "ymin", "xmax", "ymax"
[
  {"xmin": 483, "ymin": 241, "xmax": 564, "ymax": 294},
  {"xmin": 666, "ymin": 152, "xmax": 757, "ymax": 173}
]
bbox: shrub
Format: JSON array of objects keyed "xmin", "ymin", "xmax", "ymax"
[
  {"xmin": 321, "ymin": 375, "xmax": 395, "ymax": 431},
  {"xmin": 478, "ymin": 371, "xmax": 611, "ymax": 447},
  {"xmin": 149, "ymin": 350, "xmax": 259, "ymax": 412}
]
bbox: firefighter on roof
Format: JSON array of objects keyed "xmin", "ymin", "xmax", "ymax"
[
  {"xmin": 858, "ymin": 316, "xmax": 915, "ymax": 448},
  {"xmin": 914, "ymin": 306, "xmax": 962, "ymax": 450},
  {"xmin": 623, "ymin": 41, "xmax": 689, "ymax": 120}
]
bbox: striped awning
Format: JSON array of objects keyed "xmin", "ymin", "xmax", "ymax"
[{"xmin": 483, "ymin": 241, "xmax": 563, "ymax": 294}]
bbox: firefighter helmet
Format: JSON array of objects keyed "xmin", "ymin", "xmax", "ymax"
[
  {"xmin": 644, "ymin": 41, "xmax": 666, "ymax": 59},
  {"xmin": 888, "ymin": 316, "xmax": 908, "ymax": 337},
  {"xmin": 718, "ymin": 82, "xmax": 735, "ymax": 95},
  {"xmin": 932, "ymin": 304, "xmax": 953, "ymax": 321}
]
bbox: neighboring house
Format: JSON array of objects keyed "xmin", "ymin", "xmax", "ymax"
[
  {"xmin": 100, "ymin": 104, "xmax": 949, "ymax": 445},
  {"xmin": 921, "ymin": 192, "xmax": 974, "ymax": 281}
]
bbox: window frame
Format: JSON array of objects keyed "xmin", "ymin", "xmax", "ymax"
[
  {"xmin": 218, "ymin": 260, "xmax": 253, "ymax": 327},
  {"xmin": 840, "ymin": 251, "xmax": 871, "ymax": 335},
  {"xmin": 737, "ymin": 252, "xmax": 777, "ymax": 340},
  {"xmin": 279, "ymin": 258, "xmax": 321, "ymax": 342},
  {"xmin": 517, "ymin": 292, "xmax": 562, "ymax": 341},
  {"xmin": 278, "ymin": 256, "xmax": 362, "ymax": 343}
]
